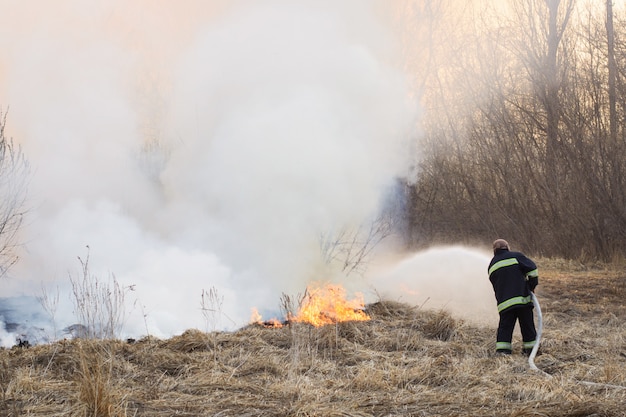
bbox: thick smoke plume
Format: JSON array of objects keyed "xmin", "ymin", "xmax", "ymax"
[
  {"xmin": 0, "ymin": 1, "xmax": 497, "ymax": 346},
  {"xmin": 0, "ymin": 0, "xmax": 419, "ymax": 344}
]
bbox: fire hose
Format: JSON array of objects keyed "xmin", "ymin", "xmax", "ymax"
[
  {"xmin": 529, "ymin": 292, "xmax": 626, "ymax": 389},
  {"xmin": 528, "ymin": 292, "xmax": 550, "ymax": 377}
]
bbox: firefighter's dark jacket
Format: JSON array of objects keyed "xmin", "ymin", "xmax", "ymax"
[{"xmin": 488, "ymin": 249, "xmax": 538, "ymax": 313}]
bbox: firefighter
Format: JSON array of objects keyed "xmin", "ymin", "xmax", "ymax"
[{"xmin": 488, "ymin": 239, "xmax": 539, "ymax": 356}]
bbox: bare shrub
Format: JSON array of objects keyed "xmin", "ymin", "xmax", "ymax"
[
  {"xmin": 69, "ymin": 248, "xmax": 129, "ymax": 340},
  {"xmin": 319, "ymin": 212, "xmax": 394, "ymax": 276},
  {"xmin": 37, "ymin": 284, "xmax": 60, "ymax": 341},
  {"xmin": 279, "ymin": 291, "xmax": 306, "ymax": 324},
  {"xmin": 200, "ymin": 287, "xmax": 223, "ymax": 333},
  {"xmin": 0, "ymin": 109, "xmax": 29, "ymax": 277},
  {"xmin": 278, "ymin": 291, "xmax": 311, "ymax": 376}
]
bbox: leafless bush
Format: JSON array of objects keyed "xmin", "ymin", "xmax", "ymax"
[
  {"xmin": 69, "ymin": 248, "xmax": 129, "ymax": 340},
  {"xmin": 200, "ymin": 287, "xmax": 223, "ymax": 361},
  {"xmin": 37, "ymin": 284, "xmax": 60, "ymax": 341},
  {"xmin": 279, "ymin": 291, "xmax": 307, "ymax": 324},
  {"xmin": 0, "ymin": 109, "xmax": 29, "ymax": 278},
  {"xmin": 200, "ymin": 287, "xmax": 223, "ymax": 333},
  {"xmin": 319, "ymin": 212, "xmax": 394, "ymax": 276},
  {"xmin": 277, "ymin": 290, "xmax": 323, "ymax": 375}
]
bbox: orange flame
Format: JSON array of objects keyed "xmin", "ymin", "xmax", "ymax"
[
  {"xmin": 250, "ymin": 307, "xmax": 262, "ymax": 323},
  {"xmin": 250, "ymin": 307, "xmax": 283, "ymax": 328},
  {"xmin": 293, "ymin": 284, "xmax": 370, "ymax": 327},
  {"xmin": 251, "ymin": 283, "xmax": 370, "ymax": 328}
]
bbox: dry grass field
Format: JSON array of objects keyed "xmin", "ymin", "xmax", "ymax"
[{"xmin": 1, "ymin": 260, "xmax": 625, "ymax": 416}]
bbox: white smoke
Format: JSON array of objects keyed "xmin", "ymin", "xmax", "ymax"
[{"xmin": 0, "ymin": 0, "xmax": 420, "ymax": 344}]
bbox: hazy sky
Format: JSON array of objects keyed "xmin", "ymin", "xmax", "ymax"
[{"xmin": 0, "ymin": 0, "xmax": 494, "ymax": 344}]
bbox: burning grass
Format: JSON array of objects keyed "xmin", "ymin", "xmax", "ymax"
[
  {"xmin": 1, "ymin": 260, "xmax": 626, "ymax": 416},
  {"xmin": 252, "ymin": 283, "xmax": 371, "ymax": 328}
]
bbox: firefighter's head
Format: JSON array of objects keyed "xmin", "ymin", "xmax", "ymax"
[{"xmin": 492, "ymin": 239, "xmax": 509, "ymax": 254}]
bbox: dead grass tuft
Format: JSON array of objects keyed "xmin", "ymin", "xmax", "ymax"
[
  {"xmin": 160, "ymin": 329, "xmax": 212, "ymax": 353},
  {"xmin": 365, "ymin": 299, "xmax": 417, "ymax": 319},
  {"xmin": 73, "ymin": 341, "xmax": 127, "ymax": 417},
  {"xmin": 421, "ymin": 309, "xmax": 459, "ymax": 341}
]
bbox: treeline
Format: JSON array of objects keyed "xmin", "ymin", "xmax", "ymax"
[{"xmin": 400, "ymin": 0, "xmax": 626, "ymax": 261}]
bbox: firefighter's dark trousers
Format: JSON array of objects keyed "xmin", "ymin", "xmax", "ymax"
[{"xmin": 496, "ymin": 306, "xmax": 537, "ymax": 353}]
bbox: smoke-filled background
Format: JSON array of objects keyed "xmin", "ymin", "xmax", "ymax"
[{"xmin": 0, "ymin": 0, "xmax": 494, "ymax": 346}]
